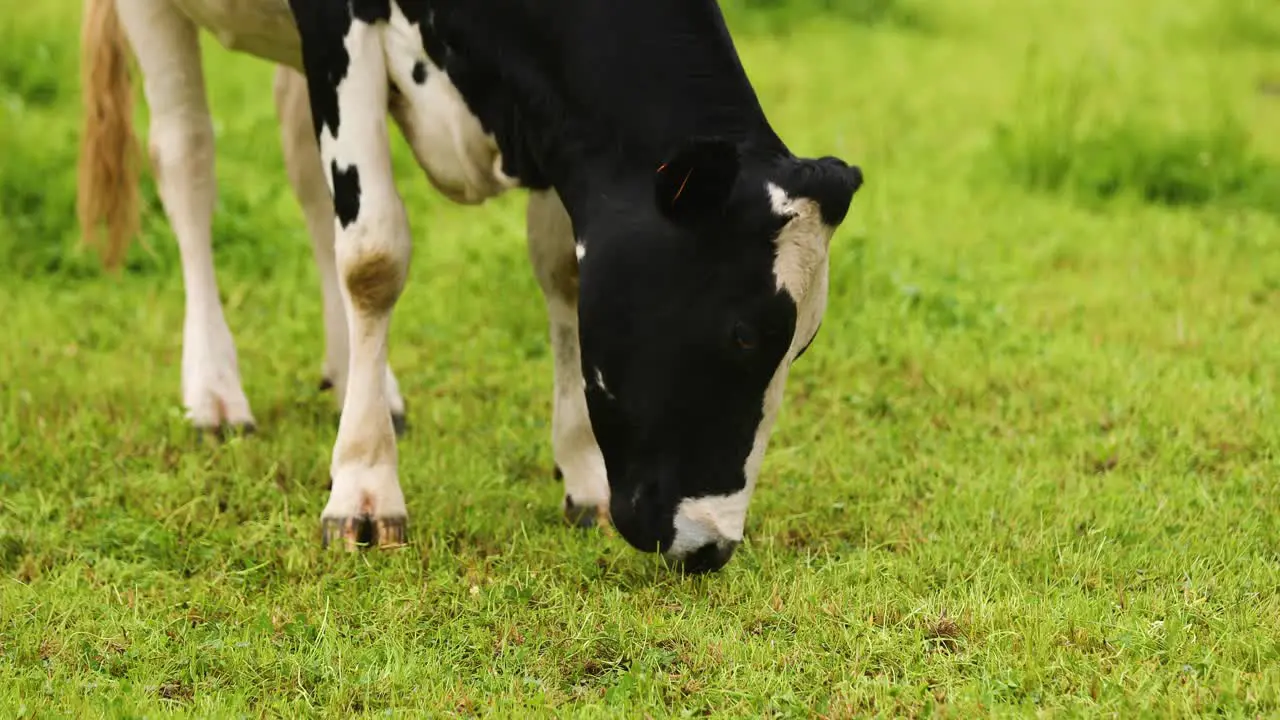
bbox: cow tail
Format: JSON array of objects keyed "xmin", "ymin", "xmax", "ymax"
[{"xmin": 77, "ymin": 0, "xmax": 141, "ymax": 271}]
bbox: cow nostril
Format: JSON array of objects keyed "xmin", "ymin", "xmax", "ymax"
[{"xmin": 674, "ymin": 540, "xmax": 739, "ymax": 575}]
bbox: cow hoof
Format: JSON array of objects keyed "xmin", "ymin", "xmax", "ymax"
[
  {"xmin": 322, "ymin": 465, "xmax": 407, "ymax": 549},
  {"xmin": 219, "ymin": 422, "xmax": 256, "ymax": 440},
  {"xmin": 554, "ymin": 465, "xmax": 564, "ymax": 480},
  {"xmin": 321, "ymin": 515, "xmax": 408, "ymax": 550},
  {"xmin": 564, "ymin": 495, "xmax": 601, "ymax": 529},
  {"xmin": 196, "ymin": 422, "xmax": 256, "ymax": 442},
  {"xmin": 319, "ymin": 375, "xmax": 335, "ymax": 392}
]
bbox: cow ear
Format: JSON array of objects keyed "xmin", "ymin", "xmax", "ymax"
[
  {"xmin": 786, "ymin": 156, "xmax": 864, "ymax": 227},
  {"xmin": 654, "ymin": 138, "xmax": 740, "ymax": 223}
]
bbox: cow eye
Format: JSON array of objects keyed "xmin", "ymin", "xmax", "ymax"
[{"xmin": 732, "ymin": 321, "xmax": 758, "ymax": 351}]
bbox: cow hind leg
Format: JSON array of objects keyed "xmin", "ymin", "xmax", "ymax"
[
  {"xmin": 117, "ymin": 0, "xmax": 254, "ymax": 433},
  {"xmin": 527, "ymin": 191, "xmax": 610, "ymax": 528},
  {"xmin": 293, "ymin": 17, "xmax": 409, "ymax": 549},
  {"xmin": 272, "ymin": 65, "xmax": 407, "ymax": 436}
]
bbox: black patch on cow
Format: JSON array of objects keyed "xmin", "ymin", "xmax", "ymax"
[
  {"xmin": 388, "ymin": 0, "xmax": 790, "ymax": 193},
  {"xmin": 330, "ymin": 161, "xmax": 362, "ymax": 228},
  {"xmin": 400, "ymin": 0, "xmax": 452, "ymax": 70},
  {"xmin": 287, "ymin": 0, "xmax": 353, "ymax": 141},
  {"xmin": 678, "ymin": 540, "xmax": 738, "ymax": 574},
  {"xmin": 411, "ymin": 61, "xmax": 427, "ymax": 84},
  {"xmin": 351, "ymin": 0, "xmax": 390, "ymax": 23}
]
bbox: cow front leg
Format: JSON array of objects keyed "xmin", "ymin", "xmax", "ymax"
[
  {"xmin": 272, "ymin": 65, "xmax": 408, "ymax": 436},
  {"xmin": 293, "ymin": 13, "xmax": 408, "ymax": 549},
  {"xmin": 527, "ymin": 191, "xmax": 610, "ymax": 528}
]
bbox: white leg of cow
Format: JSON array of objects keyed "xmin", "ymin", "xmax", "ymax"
[
  {"xmin": 116, "ymin": 0, "xmax": 254, "ymax": 433},
  {"xmin": 312, "ymin": 22, "xmax": 410, "ymax": 549},
  {"xmin": 272, "ymin": 65, "xmax": 407, "ymax": 435},
  {"xmin": 527, "ymin": 191, "xmax": 610, "ymax": 527}
]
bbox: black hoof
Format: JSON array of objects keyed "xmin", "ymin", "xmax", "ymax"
[
  {"xmin": 196, "ymin": 422, "xmax": 256, "ymax": 442},
  {"xmin": 321, "ymin": 515, "xmax": 408, "ymax": 550},
  {"xmin": 217, "ymin": 422, "xmax": 256, "ymax": 441},
  {"xmin": 554, "ymin": 465, "xmax": 563, "ymax": 481},
  {"xmin": 563, "ymin": 495, "xmax": 599, "ymax": 529},
  {"xmin": 319, "ymin": 376, "xmax": 334, "ymax": 392}
]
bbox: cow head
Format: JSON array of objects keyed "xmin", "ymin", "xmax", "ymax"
[{"xmin": 576, "ymin": 138, "xmax": 862, "ymax": 573}]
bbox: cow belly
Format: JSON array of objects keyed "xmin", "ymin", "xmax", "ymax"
[{"xmin": 171, "ymin": 0, "xmax": 303, "ymax": 68}]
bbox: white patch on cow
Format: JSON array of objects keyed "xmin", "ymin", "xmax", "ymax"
[
  {"xmin": 384, "ymin": 3, "xmax": 519, "ymax": 205},
  {"xmin": 575, "ymin": 241, "xmax": 587, "ymax": 261},
  {"xmin": 593, "ymin": 368, "xmax": 615, "ymax": 400},
  {"xmin": 667, "ymin": 490, "xmax": 750, "ymax": 558},
  {"xmin": 665, "ymin": 182, "xmax": 834, "ymax": 560},
  {"xmin": 767, "ymin": 182, "xmax": 832, "ymax": 301},
  {"xmin": 766, "ymin": 182, "xmax": 832, "ymax": 376}
]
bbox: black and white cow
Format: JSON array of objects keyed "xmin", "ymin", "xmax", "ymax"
[{"xmin": 78, "ymin": 0, "xmax": 863, "ymax": 573}]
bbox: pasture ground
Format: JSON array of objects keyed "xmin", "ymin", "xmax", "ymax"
[{"xmin": 2, "ymin": 0, "xmax": 1280, "ymax": 716}]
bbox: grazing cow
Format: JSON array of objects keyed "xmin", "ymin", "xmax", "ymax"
[{"xmin": 77, "ymin": 0, "xmax": 863, "ymax": 573}]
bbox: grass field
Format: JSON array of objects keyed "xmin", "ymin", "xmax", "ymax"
[{"xmin": 3, "ymin": 0, "xmax": 1280, "ymax": 715}]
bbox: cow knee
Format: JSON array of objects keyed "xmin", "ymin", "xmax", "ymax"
[
  {"xmin": 344, "ymin": 250, "xmax": 405, "ymax": 315},
  {"xmin": 328, "ymin": 162, "xmax": 411, "ymax": 316},
  {"xmin": 337, "ymin": 214, "xmax": 410, "ymax": 316}
]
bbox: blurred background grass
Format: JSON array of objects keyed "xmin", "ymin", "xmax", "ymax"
[{"xmin": 3, "ymin": 0, "xmax": 1279, "ymax": 277}]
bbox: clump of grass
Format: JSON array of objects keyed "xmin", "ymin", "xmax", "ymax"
[
  {"xmin": 923, "ymin": 610, "xmax": 965, "ymax": 654},
  {"xmin": 1206, "ymin": 0, "xmax": 1280, "ymax": 49},
  {"xmin": 0, "ymin": 26, "xmax": 68, "ymax": 109},
  {"xmin": 992, "ymin": 65, "xmax": 1280, "ymax": 214},
  {"xmin": 996, "ymin": 117, "xmax": 1280, "ymax": 211},
  {"xmin": 721, "ymin": 0, "xmax": 926, "ymax": 35}
]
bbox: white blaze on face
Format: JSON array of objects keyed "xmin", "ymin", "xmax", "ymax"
[{"xmin": 667, "ymin": 182, "xmax": 835, "ymax": 559}]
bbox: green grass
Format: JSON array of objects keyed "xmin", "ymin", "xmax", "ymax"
[{"xmin": 3, "ymin": 0, "xmax": 1280, "ymax": 716}]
